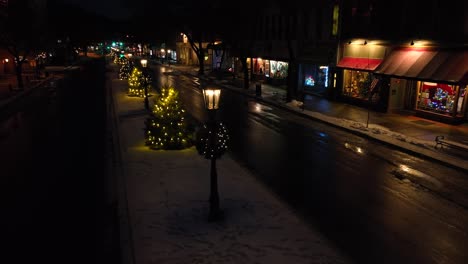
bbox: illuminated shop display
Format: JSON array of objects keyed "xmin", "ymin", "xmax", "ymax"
[
  {"xmin": 253, "ymin": 58, "xmax": 266, "ymax": 75},
  {"xmin": 304, "ymin": 66, "xmax": 328, "ymax": 87},
  {"xmin": 342, "ymin": 69, "xmax": 378, "ymax": 100},
  {"xmin": 253, "ymin": 58, "xmax": 288, "ymax": 79},
  {"xmin": 305, "ymin": 76, "xmax": 315, "ymax": 86},
  {"xmin": 416, "ymin": 82, "xmax": 467, "ymax": 116},
  {"xmin": 264, "ymin": 60, "xmax": 270, "ymax": 77},
  {"xmin": 270, "ymin": 60, "xmax": 288, "ymax": 78},
  {"xmin": 320, "ymin": 66, "xmax": 329, "ymax": 87},
  {"xmin": 301, "ymin": 64, "xmax": 329, "ymax": 95}
]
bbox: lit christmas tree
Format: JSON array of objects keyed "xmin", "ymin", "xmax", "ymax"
[
  {"xmin": 111, "ymin": 52, "xmax": 117, "ymax": 62},
  {"xmin": 113, "ymin": 53, "xmax": 121, "ymax": 64},
  {"xmin": 119, "ymin": 59, "xmax": 132, "ymax": 80},
  {"xmin": 144, "ymin": 86, "xmax": 194, "ymax": 150},
  {"xmin": 127, "ymin": 67, "xmax": 146, "ymax": 97},
  {"xmin": 195, "ymin": 121, "xmax": 229, "ymax": 159}
]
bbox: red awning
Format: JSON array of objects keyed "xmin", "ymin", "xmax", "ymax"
[
  {"xmin": 374, "ymin": 48, "xmax": 468, "ymax": 84},
  {"xmin": 336, "ymin": 57, "xmax": 383, "ymax": 71}
]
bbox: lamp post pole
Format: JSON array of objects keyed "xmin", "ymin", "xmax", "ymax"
[
  {"xmin": 202, "ymin": 86, "xmax": 223, "ymax": 221},
  {"xmin": 143, "ymin": 74, "xmax": 149, "ymax": 111},
  {"xmin": 141, "ymin": 59, "xmax": 149, "ymax": 111},
  {"xmin": 208, "ymin": 110, "xmax": 220, "ymax": 220}
]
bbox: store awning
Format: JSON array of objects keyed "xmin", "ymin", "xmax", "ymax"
[
  {"xmin": 374, "ymin": 48, "xmax": 468, "ymax": 84},
  {"xmin": 336, "ymin": 57, "xmax": 383, "ymax": 71}
]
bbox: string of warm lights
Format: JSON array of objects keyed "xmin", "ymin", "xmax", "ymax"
[
  {"xmin": 127, "ymin": 67, "xmax": 148, "ymax": 97},
  {"xmin": 119, "ymin": 59, "xmax": 132, "ymax": 80},
  {"xmin": 145, "ymin": 87, "xmax": 193, "ymax": 150}
]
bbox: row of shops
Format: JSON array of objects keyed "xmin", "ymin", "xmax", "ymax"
[
  {"xmin": 334, "ymin": 44, "xmax": 467, "ymax": 124},
  {"xmin": 224, "ymin": 43, "xmax": 467, "ymax": 125},
  {"xmin": 174, "ymin": 35, "xmax": 467, "ymax": 124}
]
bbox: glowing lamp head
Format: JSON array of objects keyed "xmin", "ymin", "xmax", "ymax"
[
  {"xmin": 140, "ymin": 59, "xmax": 147, "ymax": 67},
  {"xmin": 202, "ymin": 86, "xmax": 221, "ymax": 110}
]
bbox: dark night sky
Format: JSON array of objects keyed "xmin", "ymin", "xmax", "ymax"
[{"xmin": 62, "ymin": 0, "xmax": 134, "ymax": 20}]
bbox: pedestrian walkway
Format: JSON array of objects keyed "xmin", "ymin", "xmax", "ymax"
[
  {"xmin": 108, "ymin": 62, "xmax": 353, "ymax": 264},
  {"xmin": 165, "ymin": 63, "xmax": 468, "ymax": 172}
]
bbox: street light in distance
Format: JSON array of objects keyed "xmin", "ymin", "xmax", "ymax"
[{"xmin": 140, "ymin": 59, "xmax": 150, "ymax": 111}]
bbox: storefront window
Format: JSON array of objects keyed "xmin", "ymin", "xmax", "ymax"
[
  {"xmin": 270, "ymin": 60, "xmax": 288, "ymax": 79},
  {"xmin": 264, "ymin": 60, "xmax": 270, "ymax": 77},
  {"xmin": 342, "ymin": 70, "xmax": 376, "ymax": 100},
  {"xmin": 303, "ymin": 65, "xmax": 329, "ymax": 94},
  {"xmin": 253, "ymin": 58, "xmax": 266, "ymax": 75},
  {"xmin": 416, "ymin": 82, "xmax": 458, "ymax": 115}
]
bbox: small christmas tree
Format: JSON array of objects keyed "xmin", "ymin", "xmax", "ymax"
[
  {"xmin": 144, "ymin": 86, "xmax": 194, "ymax": 150},
  {"xmin": 113, "ymin": 53, "xmax": 119, "ymax": 64},
  {"xmin": 119, "ymin": 59, "xmax": 132, "ymax": 80},
  {"xmin": 114, "ymin": 54, "xmax": 124, "ymax": 64},
  {"xmin": 127, "ymin": 67, "xmax": 146, "ymax": 97}
]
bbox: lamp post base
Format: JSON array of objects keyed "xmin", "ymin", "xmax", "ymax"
[{"xmin": 208, "ymin": 156, "xmax": 223, "ymax": 222}]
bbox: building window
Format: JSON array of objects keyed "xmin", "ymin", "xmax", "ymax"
[
  {"xmin": 270, "ymin": 60, "xmax": 288, "ymax": 79},
  {"xmin": 343, "ymin": 70, "xmax": 377, "ymax": 100},
  {"xmin": 304, "ymin": 66, "xmax": 329, "ymax": 86},
  {"xmin": 253, "ymin": 58, "xmax": 265, "ymax": 75},
  {"xmin": 416, "ymin": 82, "xmax": 459, "ymax": 116},
  {"xmin": 302, "ymin": 65, "xmax": 329, "ymax": 95}
]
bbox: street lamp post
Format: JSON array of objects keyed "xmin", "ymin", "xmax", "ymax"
[
  {"xmin": 202, "ymin": 86, "xmax": 223, "ymax": 221},
  {"xmin": 140, "ymin": 59, "xmax": 150, "ymax": 111},
  {"xmin": 167, "ymin": 49, "xmax": 171, "ymax": 66}
]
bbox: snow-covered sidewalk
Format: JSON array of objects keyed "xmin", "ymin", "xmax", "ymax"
[{"xmin": 109, "ymin": 64, "xmax": 352, "ymax": 264}]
